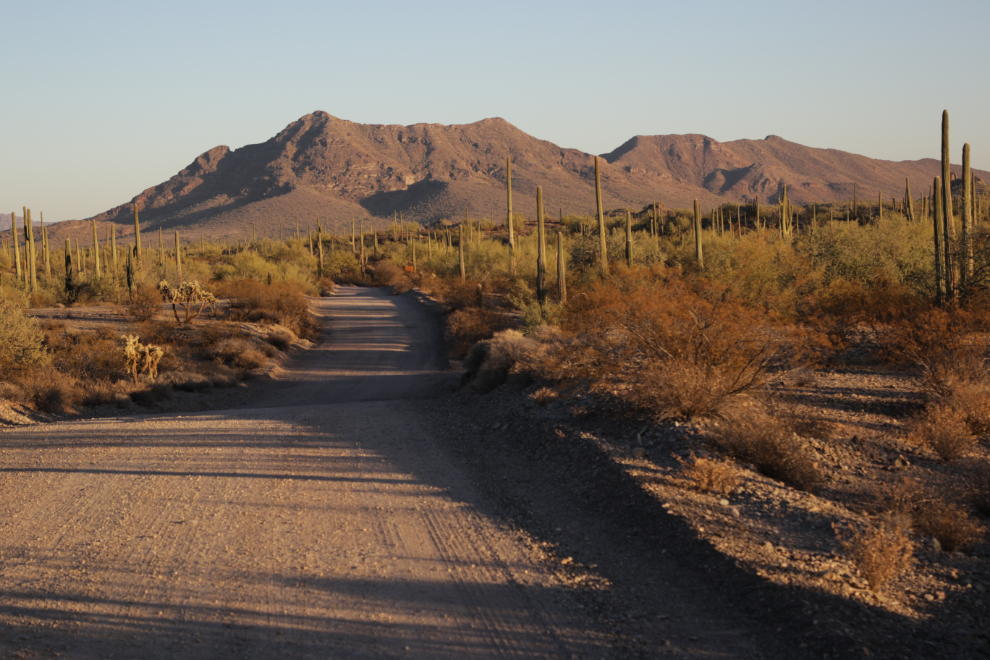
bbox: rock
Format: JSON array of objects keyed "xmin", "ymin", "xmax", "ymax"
[
  {"xmin": 719, "ymin": 498, "xmax": 730, "ymax": 507},
  {"xmin": 924, "ymin": 593, "xmax": 935, "ymax": 602},
  {"xmin": 632, "ymin": 447, "xmax": 646, "ymax": 458},
  {"xmin": 932, "ymin": 537, "xmax": 942, "ymax": 552}
]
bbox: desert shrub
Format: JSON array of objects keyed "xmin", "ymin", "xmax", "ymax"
[
  {"xmin": 913, "ymin": 500, "xmax": 983, "ymax": 553},
  {"xmin": 446, "ymin": 307, "xmax": 515, "ymax": 359},
  {"xmin": 0, "ymin": 381, "xmax": 25, "ymax": 402},
  {"xmin": 81, "ymin": 379, "xmax": 129, "ymax": 407},
  {"xmin": 125, "ymin": 283, "xmax": 162, "ymax": 322},
  {"xmin": 158, "ymin": 280, "xmax": 218, "ymax": 325},
  {"xmin": 963, "ymin": 460, "xmax": 990, "ymax": 516},
  {"xmin": 834, "ymin": 514, "xmax": 914, "ymax": 593},
  {"xmin": 712, "ymin": 405, "xmax": 822, "ymax": 491},
  {"xmin": 371, "ymin": 260, "xmax": 404, "ymax": 287},
  {"xmin": 432, "ymin": 278, "xmax": 486, "ymax": 312},
  {"xmin": 122, "ymin": 335, "xmax": 164, "ymax": 383},
  {"xmin": 942, "ymin": 380, "xmax": 990, "ymax": 436},
  {"xmin": 48, "ymin": 328, "xmax": 128, "ymax": 382},
  {"xmin": 130, "ymin": 382, "xmax": 173, "ymax": 408},
  {"xmin": 676, "ymin": 452, "xmax": 742, "ymax": 495},
  {"xmin": 266, "ymin": 326, "xmax": 296, "ymax": 351},
  {"xmin": 18, "ymin": 368, "xmax": 82, "ymax": 414},
  {"xmin": 465, "ymin": 329, "xmax": 543, "ymax": 393},
  {"xmin": 555, "ymin": 273, "xmax": 792, "ymax": 420},
  {"xmin": 908, "ymin": 404, "xmax": 977, "ymax": 461},
  {"xmin": 158, "ymin": 371, "xmax": 214, "ymax": 392},
  {"xmin": 882, "ymin": 306, "xmax": 990, "ymax": 397},
  {"xmin": 807, "ymin": 276, "xmax": 920, "ymax": 354},
  {"xmin": 210, "ymin": 338, "xmax": 269, "ymax": 370},
  {"xmin": 530, "ymin": 386, "xmax": 558, "ymax": 406},
  {"xmin": 0, "ymin": 296, "xmax": 49, "ymax": 373},
  {"xmin": 199, "ymin": 362, "xmax": 242, "ymax": 387},
  {"xmin": 227, "ymin": 280, "xmax": 318, "ymax": 339}
]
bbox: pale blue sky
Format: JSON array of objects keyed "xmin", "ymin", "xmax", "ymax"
[{"xmin": 4, "ymin": 0, "xmax": 988, "ymax": 221}]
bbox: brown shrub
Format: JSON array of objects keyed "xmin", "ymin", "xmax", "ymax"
[
  {"xmin": 130, "ymin": 383, "xmax": 173, "ymax": 408},
  {"xmin": 371, "ymin": 260, "xmax": 404, "ymax": 287},
  {"xmin": 196, "ymin": 323, "xmax": 244, "ymax": 347},
  {"xmin": 464, "ymin": 329, "xmax": 543, "ymax": 393},
  {"xmin": 210, "ymin": 338, "xmax": 269, "ymax": 370},
  {"xmin": 446, "ymin": 308, "xmax": 515, "ymax": 359},
  {"xmin": 882, "ymin": 306, "xmax": 990, "ymax": 397},
  {"xmin": 676, "ymin": 452, "xmax": 742, "ymax": 495},
  {"xmin": 555, "ymin": 273, "xmax": 794, "ymax": 420},
  {"xmin": 0, "ymin": 381, "xmax": 25, "ymax": 403},
  {"xmin": 227, "ymin": 280, "xmax": 319, "ymax": 339},
  {"xmin": 908, "ymin": 404, "xmax": 978, "ymax": 461},
  {"xmin": 266, "ymin": 326, "xmax": 296, "ymax": 351},
  {"xmin": 18, "ymin": 368, "xmax": 82, "ymax": 414},
  {"xmin": 530, "ymin": 386, "xmax": 558, "ymax": 407},
  {"xmin": 943, "ymin": 380, "xmax": 990, "ymax": 436},
  {"xmin": 125, "ymin": 283, "xmax": 162, "ymax": 322},
  {"xmin": 913, "ymin": 500, "xmax": 983, "ymax": 553},
  {"xmin": 834, "ymin": 514, "xmax": 914, "ymax": 593},
  {"xmin": 711, "ymin": 405, "xmax": 822, "ymax": 491},
  {"xmin": 158, "ymin": 371, "xmax": 214, "ymax": 392},
  {"xmin": 199, "ymin": 363, "xmax": 243, "ymax": 387}
]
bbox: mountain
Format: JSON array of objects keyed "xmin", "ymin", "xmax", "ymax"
[
  {"xmin": 41, "ymin": 112, "xmax": 990, "ymax": 241},
  {"xmin": 0, "ymin": 214, "xmax": 10, "ymax": 232}
]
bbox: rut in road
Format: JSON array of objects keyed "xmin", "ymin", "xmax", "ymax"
[{"xmin": 0, "ymin": 287, "xmax": 609, "ymax": 659}]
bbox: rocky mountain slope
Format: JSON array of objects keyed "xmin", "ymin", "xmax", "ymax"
[{"xmin": 38, "ymin": 112, "xmax": 990, "ymax": 241}]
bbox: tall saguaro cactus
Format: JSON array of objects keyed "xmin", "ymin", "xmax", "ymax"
[
  {"xmin": 133, "ymin": 204, "xmax": 142, "ymax": 264},
  {"xmin": 962, "ymin": 143, "xmax": 974, "ymax": 283},
  {"xmin": 594, "ymin": 156, "xmax": 608, "ymax": 277},
  {"xmin": 92, "ymin": 218, "xmax": 101, "ymax": 278},
  {"xmin": 942, "ymin": 111, "xmax": 955, "ymax": 240},
  {"xmin": 904, "ymin": 178, "xmax": 914, "ymax": 222},
  {"xmin": 536, "ymin": 187, "xmax": 546, "ymax": 305},
  {"xmin": 693, "ymin": 199, "xmax": 704, "ymax": 270},
  {"xmin": 506, "ymin": 156, "xmax": 515, "ymax": 275},
  {"xmin": 458, "ymin": 223, "xmax": 466, "ymax": 280},
  {"xmin": 26, "ymin": 209, "xmax": 37, "ymax": 292},
  {"xmin": 934, "ymin": 177, "xmax": 945, "ymax": 304},
  {"xmin": 557, "ymin": 231, "xmax": 566, "ymax": 304}
]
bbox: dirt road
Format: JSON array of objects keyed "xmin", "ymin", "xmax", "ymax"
[
  {"xmin": 0, "ymin": 288, "xmax": 609, "ymax": 659},
  {"xmin": 0, "ymin": 287, "xmax": 818, "ymax": 659}
]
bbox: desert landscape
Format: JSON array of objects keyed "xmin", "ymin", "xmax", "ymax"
[{"xmin": 1, "ymin": 106, "xmax": 988, "ymax": 658}]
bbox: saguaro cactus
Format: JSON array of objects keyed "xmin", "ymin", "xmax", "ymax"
[
  {"xmin": 133, "ymin": 204, "xmax": 142, "ymax": 264},
  {"xmin": 942, "ymin": 111, "xmax": 955, "ymax": 240},
  {"xmin": 557, "ymin": 231, "xmax": 566, "ymax": 304},
  {"xmin": 536, "ymin": 187, "xmax": 546, "ymax": 305},
  {"xmin": 506, "ymin": 156, "xmax": 515, "ymax": 275},
  {"xmin": 934, "ymin": 177, "xmax": 945, "ymax": 304},
  {"xmin": 26, "ymin": 209, "xmax": 37, "ymax": 292},
  {"xmin": 318, "ymin": 225, "xmax": 325, "ymax": 276},
  {"xmin": 174, "ymin": 231, "xmax": 182, "ymax": 280},
  {"xmin": 458, "ymin": 223, "xmax": 466, "ymax": 280},
  {"xmin": 904, "ymin": 178, "xmax": 914, "ymax": 222},
  {"xmin": 12, "ymin": 211, "xmax": 21, "ymax": 284},
  {"xmin": 962, "ymin": 143, "xmax": 974, "ymax": 283},
  {"xmin": 64, "ymin": 238, "xmax": 75, "ymax": 297},
  {"xmin": 595, "ymin": 156, "xmax": 608, "ymax": 277},
  {"xmin": 125, "ymin": 248, "xmax": 134, "ymax": 298},
  {"xmin": 693, "ymin": 199, "xmax": 704, "ymax": 270},
  {"xmin": 853, "ymin": 183, "xmax": 858, "ymax": 220},
  {"xmin": 92, "ymin": 218, "xmax": 101, "ymax": 278}
]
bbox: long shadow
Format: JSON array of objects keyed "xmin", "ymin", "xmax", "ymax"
[{"xmin": 432, "ymin": 393, "xmax": 981, "ymax": 660}]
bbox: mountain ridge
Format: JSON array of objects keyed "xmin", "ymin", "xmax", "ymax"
[{"xmin": 31, "ymin": 112, "xmax": 990, "ymax": 241}]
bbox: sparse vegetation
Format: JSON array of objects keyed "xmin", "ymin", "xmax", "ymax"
[
  {"xmin": 834, "ymin": 514, "xmax": 914, "ymax": 593},
  {"xmin": 676, "ymin": 452, "xmax": 742, "ymax": 495}
]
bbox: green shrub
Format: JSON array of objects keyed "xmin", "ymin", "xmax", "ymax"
[{"xmin": 0, "ymin": 295, "xmax": 49, "ymax": 373}]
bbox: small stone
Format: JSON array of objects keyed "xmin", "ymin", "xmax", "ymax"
[
  {"xmin": 632, "ymin": 447, "xmax": 646, "ymax": 458},
  {"xmin": 932, "ymin": 537, "xmax": 942, "ymax": 552},
  {"xmin": 924, "ymin": 593, "xmax": 935, "ymax": 602},
  {"xmin": 719, "ymin": 498, "xmax": 730, "ymax": 507},
  {"xmin": 730, "ymin": 507, "xmax": 741, "ymax": 518}
]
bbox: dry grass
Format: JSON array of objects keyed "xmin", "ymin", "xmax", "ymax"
[
  {"xmin": 942, "ymin": 380, "xmax": 990, "ymax": 436},
  {"xmin": 908, "ymin": 404, "xmax": 978, "ymax": 461},
  {"xmin": 266, "ymin": 326, "xmax": 296, "ymax": 351},
  {"xmin": 834, "ymin": 514, "xmax": 914, "ymax": 593},
  {"xmin": 711, "ymin": 405, "xmax": 822, "ymax": 491},
  {"xmin": 913, "ymin": 500, "xmax": 984, "ymax": 553},
  {"xmin": 676, "ymin": 452, "xmax": 742, "ymax": 495},
  {"xmin": 464, "ymin": 329, "xmax": 543, "ymax": 394}
]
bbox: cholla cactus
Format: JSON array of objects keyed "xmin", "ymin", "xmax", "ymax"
[
  {"xmin": 122, "ymin": 335, "xmax": 164, "ymax": 383},
  {"xmin": 158, "ymin": 280, "xmax": 218, "ymax": 324}
]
